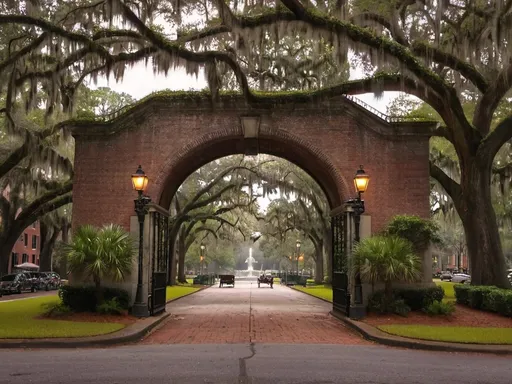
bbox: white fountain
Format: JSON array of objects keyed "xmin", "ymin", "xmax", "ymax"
[{"xmin": 235, "ymin": 247, "xmax": 259, "ymax": 277}]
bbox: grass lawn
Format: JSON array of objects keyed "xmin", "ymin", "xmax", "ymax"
[
  {"xmin": 434, "ymin": 280, "xmax": 456, "ymax": 302},
  {"xmin": 379, "ymin": 325, "xmax": 512, "ymax": 344},
  {"xmin": 0, "ymin": 296, "xmax": 125, "ymax": 339},
  {"xmin": 294, "ymin": 285, "xmax": 333, "ymax": 302},
  {"xmin": 166, "ymin": 285, "xmax": 201, "ymax": 301}
]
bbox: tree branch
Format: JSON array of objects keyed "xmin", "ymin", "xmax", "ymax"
[
  {"xmin": 351, "ymin": 12, "xmax": 409, "ymax": 46},
  {"xmin": 15, "ymin": 181, "xmax": 73, "ymax": 225},
  {"xmin": 429, "ymin": 162, "xmax": 462, "ymax": 204},
  {"xmin": 478, "ymin": 116, "xmax": 512, "ymax": 164},
  {"xmin": 474, "ymin": 63, "xmax": 512, "ymax": 135},
  {"xmin": 0, "ymin": 33, "xmax": 48, "ymax": 75}
]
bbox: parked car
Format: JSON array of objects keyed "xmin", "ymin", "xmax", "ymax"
[
  {"xmin": 452, "ymin": 273, "xmax": 471, "ymax": 284},
  {"xmin": 439, "ymin": 271, "xmax": 453, "ymax": 281},
  {"xmin": 40, "ymin": 272, "xmax": 62, "ymax": 290},
  {"xmin": 0, "ymin": 273, "xmax": 36, "ymax": 294},
  {"xmin": 24, "ymin": 272, "xmax": 56, "ymax": 291}
]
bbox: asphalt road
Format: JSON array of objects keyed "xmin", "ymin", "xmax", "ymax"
[{"xmin": 1, "ymin": 344, "xmax": 511, "ymax": 383}]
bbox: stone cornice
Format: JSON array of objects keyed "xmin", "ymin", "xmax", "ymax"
[{"xmin": 65, "ymin": 93, "xmax": 438, "ymax": 138}]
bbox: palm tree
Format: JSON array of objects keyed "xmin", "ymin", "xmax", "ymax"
[
  {"xmin": 63, "ymin": 224, "xmax": 135, "ymax": 303},
  {"xmin": 352, "ymin": 235, "xmax": 421, "ymax": 303}
]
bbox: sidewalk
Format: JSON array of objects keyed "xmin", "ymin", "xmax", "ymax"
[{"xmin": 331, "ymin": 311, "xmax": 512, "ymax": 355}]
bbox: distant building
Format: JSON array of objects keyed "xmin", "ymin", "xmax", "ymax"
[{"xmin": 9, "ymin": 221, "xmax": 41, "ymax": 273}]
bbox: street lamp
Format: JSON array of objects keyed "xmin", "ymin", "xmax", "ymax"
[
  {"xmin": 131, "ymin": 165, "xmax": 151, "ymax": 318},
  {"xmin": 347, "ymin": 165, "xmax": 370, "ymax": 317},
  {"xmin": 296, "ymin": 239, "xmax": 301, "ymax": 275},
  {"xmin": 200, "ymin": 244, "xmax": 205, "ymax": 275}
]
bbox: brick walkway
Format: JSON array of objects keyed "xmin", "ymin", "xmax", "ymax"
[{"xmin": 142, "ymin": 279, "xmax": 369, "ymax": 344}]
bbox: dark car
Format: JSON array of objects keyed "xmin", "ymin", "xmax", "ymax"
[
  {"xmin": 0, "ymin": 273, "xmax": 35, "ymax": 294},
  {"xmin": 25, "ymin": 272, "xmax": 51, "ymax": 291}
]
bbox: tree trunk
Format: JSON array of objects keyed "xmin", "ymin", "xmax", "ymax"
[
  {"xmin": 314, "ymin": 247, "xmax": 324, "ymax": 284},
  {"xmin": 0, "ymin": 229, "xmax": 21, "ymax": 275},
  {"xmin": 167, "ymin": 226, "xmax": 180, "ymax": 286},
  {"xmin": 39, "ymin": 222, "xmax": 59, "ymax": 272},
  {"xmin": 0, "ymin": 239, "xmax": 15, "ymax": 275},
  {"xmin": 323, "ymin": 229, "xmax": 332, "ymax": 283},
  {"xmin": 458, "ymin": 161, "xmax": 510, "ymax": 288},
  {"xmin": 177, "ymin": 234, "xmax": 187, "ymax": 283}
]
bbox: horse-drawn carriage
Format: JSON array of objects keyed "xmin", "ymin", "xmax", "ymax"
[
  {"xmin": 257, "ymin": 274, "xmax": 274, "ymax": 288},
  {"xmin": 219, "ymin": 274, "xmax": 235, "ymax": 288}
]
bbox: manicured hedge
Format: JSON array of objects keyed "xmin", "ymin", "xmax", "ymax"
[
  {"xmin": 59, "ymin": 285, "xmax": 130, "ymax": 312},
  {"xmin": 396, "ymin": 286, "xmax": 444, "ymax": 310},
  {"xmin": 454, "ymin": 285, "xmax": 512, "ymax": 317},
  {"xmin": 368, "ymin": 286, "xmax": 445, "ymax": 313}
]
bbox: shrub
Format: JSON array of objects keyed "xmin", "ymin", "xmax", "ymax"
[
  {"xmin": 389, "ymin": 299, "xmax": 411, "ymax": 317},
  {"xmin": 43, "ymin": 301, "xmax": 72, "ymax": 317},
  {"xmin": 60, "ymin": 285, "xmax": 129, "ymax": 312},
  {"xmin": 62, "ymin": 224, "xmax": 135, "ymax": 304},
  {"xmin": 468, "ymin": 286, "xmax": 496, "ymax": 310},
  {"xmin": 385, "ymin": 215, "xmax": 440, "ymax": 252},
  {"xmin": 353, "ymin": 235, "xmax": 421, "ymax": 301},
  {"xmin": 454, "ymin": 284, "xmax": 512, "ymax": 317},
  {"xmin": 97, "ymin": 298, "xmax": 126, "ymax": 315},
  {"xmin": 367, "ymin": 291, "xmax": 411, "ymax": 316},
  {"xmin": 454, "ymin": 284, "xmax": 471, "ymax": 305},
  {"xmin": 368, "ymin": 286, "xmax": 444, "ymax": 313},
  {"xmin": 396, "ymin": 286, "xmax": 444, "ymax": 311},
  {"xmin": 424, "ymin": 301, "xmax": 455, "ymax": 316}
]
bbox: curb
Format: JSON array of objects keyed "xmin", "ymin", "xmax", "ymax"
[
  {"xmin": 0, "ymin": 312, "xmax": 171, "ymax": 349},
  {"xmin": 330, "ymin": 311, "xmax": 512, "ymax": 355}
]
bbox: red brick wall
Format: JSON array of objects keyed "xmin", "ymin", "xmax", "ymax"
[{"xmin": 71, "ymin": 96, "xmax": 432, "ymax": 233}]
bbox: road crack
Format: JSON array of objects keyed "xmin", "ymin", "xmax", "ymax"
[{"xmin": 238, "ymin": 342, "xmax": 256, "ymax": 384}]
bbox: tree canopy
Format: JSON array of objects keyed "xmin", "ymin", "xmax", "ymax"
[{"xmin": 3, "ymin": 0, "xmax": 512, "ymax": 285}]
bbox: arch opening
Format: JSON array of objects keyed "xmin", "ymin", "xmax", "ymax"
[{"xmin": 154, "ymin": 133, "xmax": 351, "ymax": 212}]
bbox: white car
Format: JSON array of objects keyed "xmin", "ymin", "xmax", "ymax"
[{"xmin": 451, "ymin": 273, "xmax": 471, "ymax": 284}]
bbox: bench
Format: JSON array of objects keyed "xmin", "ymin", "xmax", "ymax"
[{"xmin": 219, "ymin": 274, "xmax": 235, "ymax": 288}]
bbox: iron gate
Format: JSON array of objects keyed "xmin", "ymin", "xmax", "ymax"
[
  {"xmin": 332, "ymin": 212, "xmax": 349, "ymax": 316},
  {"xmin": 150, "ymin": 211, "xmax": 169, "ymax": 316}
]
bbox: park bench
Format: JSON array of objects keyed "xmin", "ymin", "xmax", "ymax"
[{"xmin": 219, "ymin": 274, "xmax": 235, "ymax": 288}]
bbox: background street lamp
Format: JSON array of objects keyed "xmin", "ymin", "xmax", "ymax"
[
  {"xmin": 200, "ymin": 244, "xmax": 205, "ymax": 274},
  {"xmin": 296, "ymin": 239, "xmax": 301, "ymax": 275},
  {"xmin": 131, "ymin": 165, "xmax": 151, "ymax": 318},
  {"xmin": 347, "ymin": 165, "xmax": 370, "ymax": 316}
]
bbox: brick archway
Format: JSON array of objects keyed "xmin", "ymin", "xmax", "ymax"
[
  {"xmin": 68, "ymin": 93, "xmax": 435, "ymax": 235},
  {"xmin": 153, "ymin": 128, "xmax": 350, "ymax": 210}
]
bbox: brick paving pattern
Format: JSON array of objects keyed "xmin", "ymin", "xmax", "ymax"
[{"xmin": 143, "ymin": 279, "xmax": 370, "ymax": 344}]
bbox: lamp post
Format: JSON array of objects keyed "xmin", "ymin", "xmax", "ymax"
[
  {"xmin": 296, "ymin": 239, "xmax": 301, "ymax": 275},
  {"xmin": 131, "ymin": 165, "xmax": 151, "ymax": 318},
  {"xmin": 200, "ymin": 244, "xmax": 205, "ymax": 275},
  {"xmin": 346, "ymin": 165, "xmax": 369, "ymax": 318}
]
